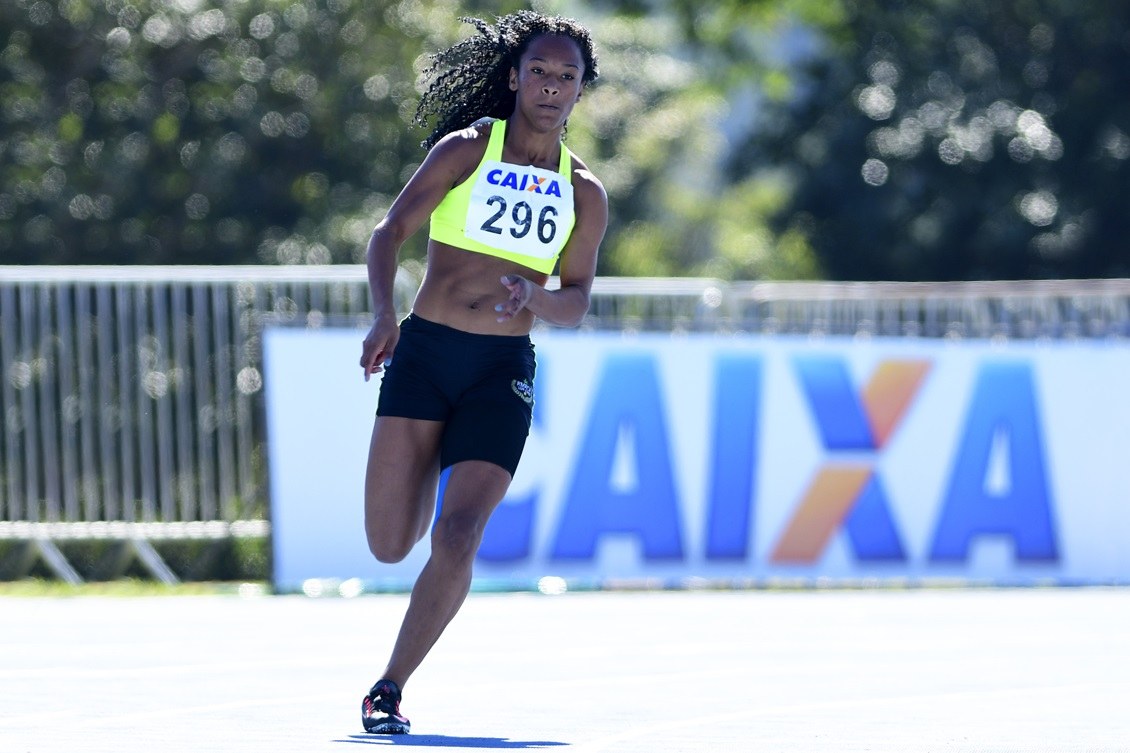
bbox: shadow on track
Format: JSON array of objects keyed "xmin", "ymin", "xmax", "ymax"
[{"xmin": 335, "ymin": 734, "xmax": 567, "ymax": 749}]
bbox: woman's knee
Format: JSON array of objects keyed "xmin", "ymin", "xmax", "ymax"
[
  {"xmin": 432, "ymin": 510, "xmax": 486, "ymax": 564},
  {"xmin": 365, "ymin": 519, "xmax": 421, "ymax": 564}
]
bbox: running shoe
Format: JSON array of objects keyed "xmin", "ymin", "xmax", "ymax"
[{"xmin": 361, "ymin": 678, "xmax": 410, "ymax": 734}]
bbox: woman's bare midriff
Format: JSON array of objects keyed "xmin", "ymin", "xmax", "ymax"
[{"xmin": 410, "ymin": 241, "xmax": 550, "ymax": 336}]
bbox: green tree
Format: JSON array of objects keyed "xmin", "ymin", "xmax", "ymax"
[
  {"xmin": 5, "ymin": 0, "xmax": 1126, "ymax": 282},
  {"xmin": 573, "ymin": 0, "xmax": 829, "ymax": 279},
  {"xmin": 0, "ymin": 0, "xmax": 516, "ymax": 266},
  {"xmin": 747, "ymin": 0, "xmax": 1130, "ymax": 280},
  {"xmin": 0, "ymin": 0, "xmax": 824, "ymax": 280}
]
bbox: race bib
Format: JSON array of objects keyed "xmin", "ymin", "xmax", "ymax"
[{"xmin": 464, "ymin": 160, "xmax": 574, "ymax": 260}]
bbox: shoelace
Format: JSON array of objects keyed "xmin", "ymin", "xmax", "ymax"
[{"xmin": 366, "ymin": 684, "xmax": 401, "ymax": 716}]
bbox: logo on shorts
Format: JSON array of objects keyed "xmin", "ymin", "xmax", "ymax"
[{"xmin": 511, "ymin": 379, "xmax": 534, "ymax": 405}]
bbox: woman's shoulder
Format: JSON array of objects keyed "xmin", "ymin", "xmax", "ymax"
[
  {"xmin": 424, "ymin": 120, "xmax": 496, "ymax": 175},
  {"xmin": 567, "ymin": 151, "xmax": 607, "ymax": 205},
  {"xmin": 432, "ymin": 118, "xmax": 496, "ymax": 152}
]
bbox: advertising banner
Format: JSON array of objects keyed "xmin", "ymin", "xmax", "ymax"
[{"xmin": 263, "ymin": 326, "xmax": 1130, "ymax": 591}]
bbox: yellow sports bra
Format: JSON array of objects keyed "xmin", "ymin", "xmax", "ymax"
[{"xmin": 429, "ymin": 119, "xmax": 576, "ymax": 274}]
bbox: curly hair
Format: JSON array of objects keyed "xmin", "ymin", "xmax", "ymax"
[{"xmin": 413, "ymin": 10, "xmax": 599, "ymax": 150}]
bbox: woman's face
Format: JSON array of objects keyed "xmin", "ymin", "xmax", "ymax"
[{"xmin": 509, "ymin": 34, "xmax": 586, "ymax": 130}]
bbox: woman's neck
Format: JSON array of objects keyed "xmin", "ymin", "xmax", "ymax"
[{"xmin": 502, "ymin": 116, "xmax": 563, "ymax": 168}]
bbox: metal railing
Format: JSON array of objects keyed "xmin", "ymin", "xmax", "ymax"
[
  {"xmin": 3, "ymin": 266, "xmax": 1129, "ymax": 581},
  {"xmin": 723, "ymin": 279, "xmax": 1130, "ymax": 339},
  {"xmin": 0, "ymin": 266, "xmax": 410, "ymax": 528},
  {"xmin": 0, "ymin": 265, "xmax": 411, "ymax": 582}
]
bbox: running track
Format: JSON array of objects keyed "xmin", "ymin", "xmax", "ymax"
[{"xmin": 3, "ymin": 588, "xmax": 1128, "ymax": 752}]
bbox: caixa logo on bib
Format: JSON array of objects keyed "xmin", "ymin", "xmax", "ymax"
[{"xmin": 486, "ymin": 168, "xmax": 564, "ymax": 197}]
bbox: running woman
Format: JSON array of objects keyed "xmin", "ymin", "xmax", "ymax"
[{"xmin": 357, "ymin": 10, "xmax": 606, "ymax": 734}]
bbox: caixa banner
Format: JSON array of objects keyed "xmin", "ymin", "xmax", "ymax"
[{"xmin": 263, "ymin": 327, "xmax": 1130, "ymax": 591}]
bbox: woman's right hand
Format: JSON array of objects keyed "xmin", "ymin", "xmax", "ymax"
[{"xmin": 360, "ymin": 313, "xmax": 399, "ymax": 381}]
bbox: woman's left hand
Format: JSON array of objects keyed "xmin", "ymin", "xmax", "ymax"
[{"xmin": 496, "ymin": 274, "xmax": 534, "ymax": 322}]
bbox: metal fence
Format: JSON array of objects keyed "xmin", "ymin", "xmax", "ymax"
[{"xmin": 3, "ymin": 266, "xmax": 1130, "ymax": 581}]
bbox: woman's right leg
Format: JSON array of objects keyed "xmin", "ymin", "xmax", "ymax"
[
  {"xmin": 363, "ymin": 415, "xmax": 444, "ymax": 563},
  {"xmin": 361, "ymin": 414, "xmax": 444, "ymax": 734}
]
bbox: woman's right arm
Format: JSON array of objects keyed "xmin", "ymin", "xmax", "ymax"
[{"xmin": 360, "ymin": 128, "xmax": 484, "ymax": 380}]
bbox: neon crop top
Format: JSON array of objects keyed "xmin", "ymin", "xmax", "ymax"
[{"xmin": 429, "ymin": 119, "xmax": 576, "ymax": 274}]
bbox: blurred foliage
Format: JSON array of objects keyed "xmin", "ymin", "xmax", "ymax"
[
  {"xmin": 0, "ymin": 537, "xmax": 269, "ymax": 582},
  {"xmin": 744, "ymin": 0, "xmax": 1130, "ymax": 280},
  {"xmin": 0, "ymin": 0, "xmax": 824, "ymax": 277},
  {"xmin": 1, "ymin": 0, "xmax": 1127, "ymax": 280},
  {"xmin": 0, "ymin": 578, "xmax": 265, "ymax": 594},
  {"xmin": 581, "ymin": 0, "xmax": 837, "ymax": 279},
  {"xmin": 0, "ymin": 0, "xmax": 490, "ymax": 266}
]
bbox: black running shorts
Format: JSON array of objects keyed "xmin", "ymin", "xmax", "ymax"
[{"xmin": 376, "ymin": 314, "xmax": 536, "ymax": 476}]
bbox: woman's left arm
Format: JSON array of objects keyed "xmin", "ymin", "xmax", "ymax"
[{"xmin": 496, "ymin": 166, "xmax": 608, "ymax": 327}]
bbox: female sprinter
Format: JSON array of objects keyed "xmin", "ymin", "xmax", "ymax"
[{"xmin": 356, "ymin": 10, "xmax": 606, "ymax": 734}]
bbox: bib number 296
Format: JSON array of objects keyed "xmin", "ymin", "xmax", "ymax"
[{"xmin": 480, "ymin": 196, "xmax": 558, "ymax": 244}]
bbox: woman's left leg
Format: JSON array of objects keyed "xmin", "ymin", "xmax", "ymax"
[{"xmin": 378, "ymin": 459, "xmax": 513, "ymax": 687}]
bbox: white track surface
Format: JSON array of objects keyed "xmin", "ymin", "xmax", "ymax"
[{"xmin": 3, "ymin": 588, "xmax": 1128, "ymax": 752}]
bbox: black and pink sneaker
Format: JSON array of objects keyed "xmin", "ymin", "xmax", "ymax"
[{"xmin": 361, "ymin": 679, "xmax": 410, "ymax": 734}]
